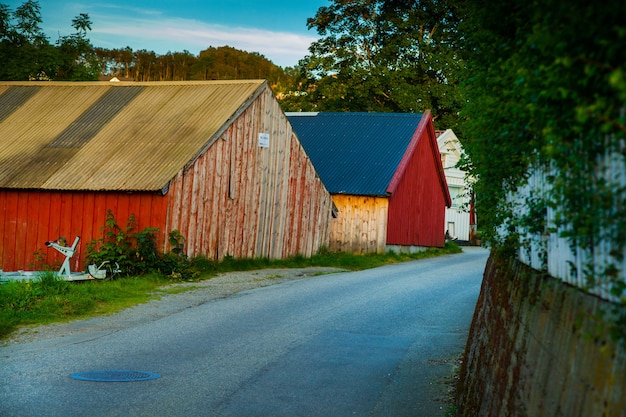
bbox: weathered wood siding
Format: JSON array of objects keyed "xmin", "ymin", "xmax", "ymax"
[
  {"xmin": 0, "ymin": 189, "xmax": 168, "ymax": 272},
  {"xmin": 0, "ymin": 85, "xmax": 333, "ymax": 271},
  {"xmin": 163, "ymin": 86, "xmax": 333, "ymax": 260},
  {"xmin": 328, "ymin": 194, "xmax": 388, "ymax": 254}
]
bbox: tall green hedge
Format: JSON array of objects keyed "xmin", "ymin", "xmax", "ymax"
[{"xmin": 456, "ymin": 0, "xmax": 626, "ymax": 300}]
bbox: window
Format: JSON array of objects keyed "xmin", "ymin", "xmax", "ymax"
[{"xmin": 448, "ymin": 186, "xmax": 464, "ymax": 209}]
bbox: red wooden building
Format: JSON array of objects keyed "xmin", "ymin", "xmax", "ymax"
[
  {"xmin": 0, "ymin": 81, "xmax": 334, "ymax": 272},
  {"xmin": 288, "ymin": 111, "xmax": 451, "ymax": 253}
]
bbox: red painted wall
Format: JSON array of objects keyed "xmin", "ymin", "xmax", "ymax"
[
  {"xmin": 0, "ymin": 88, "xmax": 333, "ymax": 272},
  {"xmin": 386, "ymin": 112, "xmax": 449, "ymax": 247},
  {"xmin": 0, "ymin": 189, "xmax": 168, "ymax": 272}
]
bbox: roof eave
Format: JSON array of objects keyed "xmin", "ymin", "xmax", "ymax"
[
  {"xmin": 385, "ymin": 110, "xmax": 452, "ymax": 207},
  {"xmin": 180, "ymin": 80, "xmax": 269, "ymax": 176}
]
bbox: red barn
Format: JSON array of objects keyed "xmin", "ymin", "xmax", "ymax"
[
  {"xmin": 0, "ymin": 80, "xmax": 334, "ymax": 272},
  {"xmin": 287, "ymin": 111, "xmax": 451, "ymax": 253}
]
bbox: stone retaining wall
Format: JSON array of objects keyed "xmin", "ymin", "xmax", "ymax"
[{"xmin": 457, "ymin": 251, "xmax": 626, "ymax": 416}]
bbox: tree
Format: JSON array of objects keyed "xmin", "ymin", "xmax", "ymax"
[
  {"xmin": 0, "ymin": 1, "xmax": 98, "ymax": 80},
  {"xmin": 99, "ymin": 46, "xmax": 134, "ymax": 78},
  {"xmin": 169, "ymin": 50, "xmax": 195, "ymax": 81},
  {"xmin": 280, "ymin": 0, "xmax": 463, "ymax": 128},
  {"xmin": 190, "ymin": 46, "xmax": 287, "ymax": 84},
  {"xmin": 55, "ymin": 12, "xmax": 100, "ymax": 80},
  {"xmin": 456, "ymin": 0, "xmax": 626, "ymax": 252},
  {"xmin": 133, "ymin": 49, "xmax": 157, "ymax": 81},
  {"xmin": 0, "ymin": 0, "xmax": 57, "ymax": 80}
]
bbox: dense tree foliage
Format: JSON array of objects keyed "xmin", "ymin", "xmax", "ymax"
[
  {"xmin": 1, "ymin": 0, "xmax": 465, "ymax": 125},
  {"xmin": 456, "ymin": 0, "xmax": 626, "ymax": 256},
  {"xmin": 0, "ymin": 0, "xmax": 56, "ymax": 80},
  {"xmin": 92, "ymin": 45, "xmax": 292, "ymax": 88},
  {"xmin": 0, "ymin": 1, "xmax": 99, "ymax": 80},
  {"xmin": 0, "ymin": 1, "xmax": 293, "ymax": 88},
  {"xmin": 191, "ymin": 46, "xmax": 288, "ymax": 84},
  {"xmin": 279, "ymin": 0, "xmax": 463, "ymax": 129},
  {"xmin": 55, "ymin": 13, "xmax": 100, "ymax": 80}
]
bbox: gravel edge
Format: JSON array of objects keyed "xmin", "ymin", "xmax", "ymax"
[{"xmin": 2, "ymin": 267, "xmax": 346, "ymax": 347}]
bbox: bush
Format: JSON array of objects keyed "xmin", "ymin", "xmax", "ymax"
[{"xmin": 86, "ymin": 211, "xmax": 195, "ymax": 279}]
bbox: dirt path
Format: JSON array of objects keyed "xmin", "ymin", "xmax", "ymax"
[{"xmin": 3, "ymin": 267, "xmax": 345, "ymax": 347}]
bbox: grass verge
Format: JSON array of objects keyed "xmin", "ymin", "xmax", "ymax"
[
  {"xmin": 0, "ymin": 242, "xmax": 462, "ymax": 340},
  {"xmin": 219, "ymin": 242, "xmax": 462, "ymax": 272}
]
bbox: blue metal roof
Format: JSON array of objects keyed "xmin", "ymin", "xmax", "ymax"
[{"xmin": 287, "ymin": 112, "xmax": 423, "ymax": 196}]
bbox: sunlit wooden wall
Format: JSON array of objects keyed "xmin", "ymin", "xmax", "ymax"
[
  {"xmin": 0, "ymin": 85, "xmax": 333, "ymax": 271},
  {"xmin": 164, "ymin": 86, "xmax": 333, "ymax": 261},
  {"xmin": 328, "ymin": 194, "xmax": 388, "ymax": 254}
]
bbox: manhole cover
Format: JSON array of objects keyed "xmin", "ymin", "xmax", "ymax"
[{"xmin": 71, "ymin": 370, "xmax": 160, "ymax": 382}]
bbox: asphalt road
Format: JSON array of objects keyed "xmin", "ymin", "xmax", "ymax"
[{"xmin": 0, "ymin": 247, "xmax": 489, "ymax": 417}]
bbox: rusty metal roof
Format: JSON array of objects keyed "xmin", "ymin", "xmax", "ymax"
[{"xmin": 0, "ymin": 80, "xmax": 266, "ymax": 192}]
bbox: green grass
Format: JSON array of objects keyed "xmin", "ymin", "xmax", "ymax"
[
  {"xmin": 0, "ymin": 271, "xmax": 171, "ymax": 338},
  {"xmin": 0, "ymin": 242, "xmax": 462, "ymax": 340},
  {"xmin": 220, "ymin": 242, "xmax": 463, "ymax": 272}
]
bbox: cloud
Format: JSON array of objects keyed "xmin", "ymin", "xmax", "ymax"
[{"xmin": 88, "ymin": 12, "xmax": 316, "ymax": 67}]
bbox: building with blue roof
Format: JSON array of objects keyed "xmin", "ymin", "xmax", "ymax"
[{"xmin": 288, "ymin": 111, "xmax": 451, "ymax": 253}]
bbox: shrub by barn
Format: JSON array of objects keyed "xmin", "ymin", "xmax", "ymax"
[{"xmin": 0, "ymin": 80, "xmax": 333, "ymax": 272}]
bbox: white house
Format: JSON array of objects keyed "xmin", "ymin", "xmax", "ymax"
[{"xmin": 437, "ymin": 129, "xmax": 474, "ymax": 242}]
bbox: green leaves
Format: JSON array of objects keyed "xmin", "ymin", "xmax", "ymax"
[
  {"xmin": 457, "ymin": 0, "xmax": 626, "ymax": 304},
  {"xmin": 282, "ymin": 0, "xmax": 464, "ymax": 126},
  {"xmin": 0, "ymin": 0, "xmax": 99, "ymax": 80}
]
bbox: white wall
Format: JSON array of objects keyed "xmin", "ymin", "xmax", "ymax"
[
  {"xmin": 507, "ymin": 155, "xmax": 626, "ymax": 304},
  {"xmin": 438, "ymin": 130, "xmax": 472, "ymax": 241}
]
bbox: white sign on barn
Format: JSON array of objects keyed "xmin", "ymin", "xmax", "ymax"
[{"xmin": 258, "ymin": 132, "xmax": 270, "ymax": 148}]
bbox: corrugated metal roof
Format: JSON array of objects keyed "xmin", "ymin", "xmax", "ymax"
[
  {"xmin": 0, "ymin": 80, "xmax": 266, "ymax": 191},
  {"xmin": 286, "ymin": 112, "xmax": 423, "ymax": 196}
]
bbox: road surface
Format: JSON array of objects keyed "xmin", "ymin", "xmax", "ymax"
[{"xmin": 0, "ymin": 247, "xmax": 489, "ymax": 417}]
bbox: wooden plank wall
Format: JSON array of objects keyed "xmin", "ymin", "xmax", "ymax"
[
  {"xmin": 0, "ymin": 189, "xmax": 168, "ymax": 272},
  {"xmin": 386, "ymin": 125, "xmax": 447, "ymax": 247},
  {"xmin": 164, "ymin": 86, "xmax": 333, "ymax": 260},
  {"xmin": 329, "ymin": 194, "xmax": 388, "ymax": 254},
  {"xmin": 445, "ymin": 208, "xmax": 471, "ymax": 241},
  {"xmin": 0, "ymin": 86, "xmax": 332, "ymax": 270},
  {"xmin": 514, "ymin": 162, "xmax": 625, "ymax": 304}
]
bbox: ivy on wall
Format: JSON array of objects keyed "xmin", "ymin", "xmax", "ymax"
[{"xmin": 455, "ymin": 0, "xmax": 626, "ymax": 304}]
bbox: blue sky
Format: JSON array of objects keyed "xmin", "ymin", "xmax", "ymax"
[{"xmin": 6, "ymin": 1, "xmax": 330, "ymax": 67}]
